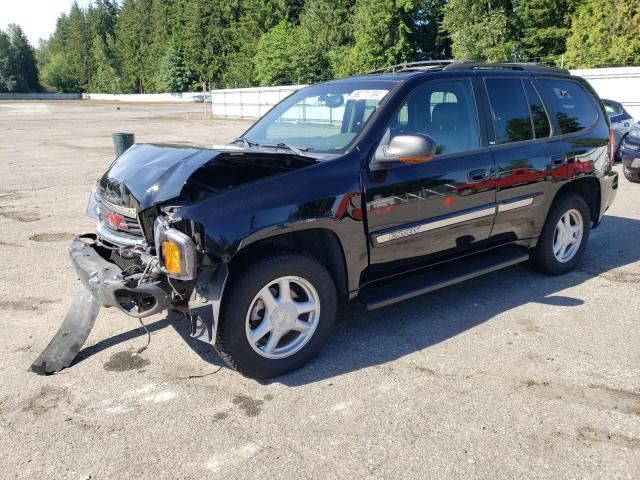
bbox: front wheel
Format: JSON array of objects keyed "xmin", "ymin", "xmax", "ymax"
[
  {"xmin": 530, "ymin": 193, "xmax": 591, "ymax": 275},
  {"xmin": 215, "ymin": 253, "xmax": 337, "ymax": 379}
]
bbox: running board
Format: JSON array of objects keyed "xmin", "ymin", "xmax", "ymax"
[{"xmin": 359, "ymin": 247, "xmax": 530, "ymax": 311}]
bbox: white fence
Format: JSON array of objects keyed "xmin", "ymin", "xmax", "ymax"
[
  {"xmin": 571, "ymin": 67, "xmax": 640, "ymax": 120},
  {"xmin": 209, "ymin": 85, "xmax": 305, "ymax": 118},
  {"xmin": 68, "ymin": 66, "xmax": 640, "ymax": 122},
  {"xmin": 83, "ymin": 92, "xmax": 205, "ymax": 102}
]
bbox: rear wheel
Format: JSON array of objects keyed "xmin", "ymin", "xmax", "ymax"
[
  {"xmin": 215, "ymin": 253, "xmax": 337, "ymax": 379},
  {"xmin": 623, "ymin": 164, "xmax": 640, "ymax": 183},
  {"xmin": 530, "ymin": 193, "xmax": 590, "ymax": 275}
]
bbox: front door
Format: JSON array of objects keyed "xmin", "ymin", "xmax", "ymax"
[{"xmin": 364, "ymin": 78, "xmax": 497, "ymax": 278}]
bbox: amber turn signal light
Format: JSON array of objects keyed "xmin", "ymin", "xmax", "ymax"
[{"xmin": 161, "ymin": 240, "xmax": 182, "ymax": 274}]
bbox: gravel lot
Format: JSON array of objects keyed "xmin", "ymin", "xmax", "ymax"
[{"xmin": 0, "ymin": 101, "xmax": 638, "ymax": 480}]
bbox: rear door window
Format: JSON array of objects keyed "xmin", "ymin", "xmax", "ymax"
[
  {"xmin": 537, "ymin": 79, "xmax": 598, "ymax": 134},
  {"xmin": 485, "ymin": 78, "xmax": 533, "ymax": 144}
]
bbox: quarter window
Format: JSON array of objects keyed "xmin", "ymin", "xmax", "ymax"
[
  {"xmin": 485, "ymin": 78, "xmax": 534, "ymax": 144},
  {"xmin": 537, "ymin": 79, "xmax": 598, "ymax": 134}
]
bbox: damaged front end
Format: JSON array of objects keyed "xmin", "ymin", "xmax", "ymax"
[
  {"xmin": 31, "ymin": 200, "xmax": 208, "ymax": 374},
  {"xmin": 32, "ymin": 142, "xmax": 319, "ymax": 374},
  {"xmin": 30, "ymin": 144, "xmax": 251, "ymax": 374}
]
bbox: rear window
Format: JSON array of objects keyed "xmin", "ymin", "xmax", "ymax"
[{"xmin": 537, "ymin": 79, "xmax": 598, "ymax": 134}]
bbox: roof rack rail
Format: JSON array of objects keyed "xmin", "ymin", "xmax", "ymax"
[
  {"xmin": 366, "ymin": 60, "xmax": 459, "ymax": 75},
  {"xmin": 443, "ymin": 61, "xmax": 570, "ymax": 75},
  {"xmin": 366, "ymin": 60, "xmax": 570, "ymax": 76}
]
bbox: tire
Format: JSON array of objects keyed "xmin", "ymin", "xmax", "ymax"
[
  {"xmin": 623, "ymin": 164, "xmax": 640, "ymax": 183},
  {"xmin": 215, "ymin": 252, "xmax": 337, "ymax": 379},
  {"xmin": 530, "ymin": 193, "xmax": 591, "ymax": 275}
]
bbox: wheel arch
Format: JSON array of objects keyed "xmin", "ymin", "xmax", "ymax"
[
  {"xmin": 552, "ymin": 177, "xmax": 601, "ymax": 228},
  {"xmin": 230, "ymin": 228, "xmax": 350, "ymax": 303}
]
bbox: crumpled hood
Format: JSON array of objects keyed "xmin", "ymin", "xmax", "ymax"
[{"xmin": 98, "ymin": 143, "xmax": 315, "ymax": 210}]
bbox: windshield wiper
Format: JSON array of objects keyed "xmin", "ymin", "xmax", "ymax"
[
  {"xmin": 261, "ymin": 142, "xmax": 309, "ymax": 157},
  {"xmin": 233, "ymin": 136, "xmax": 260, "ymax": 149}
]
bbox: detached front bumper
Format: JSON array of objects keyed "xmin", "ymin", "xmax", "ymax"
[{"xmin": 70, "ymin": 234, "xmax": 172, "ymax": 318}]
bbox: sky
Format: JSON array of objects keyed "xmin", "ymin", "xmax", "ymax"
[{"xmin": 1, "ymin": 0, "xmax": 93, "ymax": 45}]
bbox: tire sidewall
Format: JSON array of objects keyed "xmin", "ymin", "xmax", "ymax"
[
  {"xmin": 216, "ymin": 253, "xmax": 337, "ymax": 378},
  {"xmin": 623, "ymin": 164, "xmax": 640, "ymax": 182},
  {"xmin": 535, "ymin": 194, "xmax": 591, "ymax": 275}
]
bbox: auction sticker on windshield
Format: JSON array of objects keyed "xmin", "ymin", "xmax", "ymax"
[{"xmin": 346, "ymin": 90, "xmax": 389, "ymax": 100}]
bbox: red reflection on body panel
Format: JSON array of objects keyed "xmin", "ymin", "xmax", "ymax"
[{"xmin": 335, "ymin": 192, "xmax": 364, "ymax": 220}]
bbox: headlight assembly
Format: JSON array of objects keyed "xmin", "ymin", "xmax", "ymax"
[
  {"xmin": 86, "ymin": 182, "xmax": 101, "ymax": 220},
  {"xmin": 154, "ymin": 217, "xmax": 197, "ymax": 280},
  {"xmin": 628, "ymin": 127, "xmax": 640, "ymax": 139}
]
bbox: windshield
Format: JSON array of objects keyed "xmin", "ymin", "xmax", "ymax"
[{"xmin": 242, "ymin": 80, "xmax": 398, "ymax": 154}]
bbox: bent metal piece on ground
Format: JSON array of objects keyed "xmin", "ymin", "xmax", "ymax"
[{"xmin": 31, "ymin": 61, "xmax": 619, "ymax": 379}]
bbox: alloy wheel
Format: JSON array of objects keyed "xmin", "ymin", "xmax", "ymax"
[
  {"xmin": 552, "ymin": 208, "xmax": 584, "ymax": 263},
  {"xmin": 245, "ymin": 276, "xmax": 320, "ymax": 360}
]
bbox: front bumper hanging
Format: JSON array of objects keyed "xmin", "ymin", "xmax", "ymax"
[
  {"xmin": 31, "ymin": 287, "xmax": 100, "ymax": 374},
  {"xmin": 31, "ymin": 234, "xmax": 171, "ymax": 374},
  {"xmin": 32, "ymin": 234, "xmax": 228, "ymax": 374},
  {"xmin": 69, "ymin": 234, "xmax": 171, "ymax": 318}
]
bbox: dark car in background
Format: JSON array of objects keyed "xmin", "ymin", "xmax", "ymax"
[
  {"xmin": 618, "ymin": 121, "xmax": 640, "ymax": 182},
  {"xmin": 602, "ymin": 99, "xmax": 635, "ymax": 162}
]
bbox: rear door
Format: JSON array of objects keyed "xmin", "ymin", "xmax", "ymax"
[
  {"xmin": 364, "ymin": 77, "xmax": 497, "ymax": 277},
  {"xmin": 484, "ymin": 75, "xmax": 605, "ymax": 242},
  {"xmin": 480, "ymin": 75, "xmax": 566, "ymax": 241}
]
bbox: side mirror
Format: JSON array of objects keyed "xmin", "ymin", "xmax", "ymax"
[{"xmin": 371, "ymin": 134, "xmax": 436, "ymax": 170}]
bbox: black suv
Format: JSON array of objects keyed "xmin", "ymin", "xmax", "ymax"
[{"xmin": 33, "ymin": 61, "xmax": 618, "ymax": 379}]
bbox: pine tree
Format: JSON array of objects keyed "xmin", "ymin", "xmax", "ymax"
[
  {"xmin": 90, "ymin": 34, "xmax": 122, "ymax": 93},
  {"xmin": 158, "ymin": 44, "xmax": 191, "ymax": 92},
  {"xmin": 413, "ymin": 0, "xmax": 450, "ymax": 60},
  {"xmin": 6, "ymin": 24, "xmax": 40, "ymax": 92},
  {"xmin": 0, "ymin": 30, "xmax": 17, "ymax": 92},
  {"xmin": 220, "ymin": 0, "xmax": 292, "ymax": 87},
  {"xmin": 608, "ymin": 0, "xmax": 640, "ymax": 66},
  {"xmin": 513, "ymin": 0, "xmax": 579, "ymax": 64},
  {"xmin": 442, "ymin": 0, "xmax": 517, "ymax": 62},
  {"xmin": 117, "ymin": 0, "xmax": 156, "ymax": 92},
  {"xmin": 89, "ymin": 0, "xmax": 121, "ymax": 92},
  {"xmin": 338, "ymin": 0, "xmax": 420, "ymax": 76},
  {"xmin": 254, "ymin": 20, "xmax": 321, "ymax": 85},
  {"xmin": 65, "ymin": 2, "xmax": 93, "ymax": 89},
  {"xmin": 297, "ymin": 0, "xmax": 355, "ymax": 79},
  {"xmin": 565, "ymin": 0, "xmax": 640, "ymax": 68}
]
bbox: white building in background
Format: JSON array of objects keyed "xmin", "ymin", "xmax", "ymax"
[{"xmin": 571, "ymin": 67, "xmax": 640, "ymax": 120}]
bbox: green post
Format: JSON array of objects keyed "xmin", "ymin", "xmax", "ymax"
[{"xmin": 112, "ymin": 132, "xmax": 135, "ymax": 158}]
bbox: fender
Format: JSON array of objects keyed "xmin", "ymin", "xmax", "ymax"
[{"xmin": 177, "ymin": 150, "xmax": 368, "ymax": 293}]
